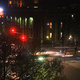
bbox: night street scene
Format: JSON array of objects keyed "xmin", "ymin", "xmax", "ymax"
[{"xmin": 0, "ymin": 0, "xmax": 80, "ymax": 80}]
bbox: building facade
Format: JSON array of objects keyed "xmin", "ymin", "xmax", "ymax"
[{"xmin": 0, "ymin": 0, "xmax": 80, "ymax": 47}]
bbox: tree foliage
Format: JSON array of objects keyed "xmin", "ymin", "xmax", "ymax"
[{"xmin": 22, "ymin": 58, "xmax": 66, "ymax": 80}]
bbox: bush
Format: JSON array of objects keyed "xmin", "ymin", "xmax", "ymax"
[{"xmin": 23, "ymin": 58, "xmax": 66, "ymax": 80}]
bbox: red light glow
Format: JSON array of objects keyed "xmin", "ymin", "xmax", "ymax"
[
  {"xmin": 10, "ymin": 28, "xmax": 16, "ymax": 33},
  {"xmin": 20, "ymin": 35, "xmax": 27, "ymax": 41}
]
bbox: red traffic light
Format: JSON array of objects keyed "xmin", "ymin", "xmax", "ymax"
[
  {"xmin": 20, "ymin": 35, "xmax": 27, "ymax": 42},
  {"xmin": 10, "ymin": 28, "xmax": 16, "ymax": 33}
]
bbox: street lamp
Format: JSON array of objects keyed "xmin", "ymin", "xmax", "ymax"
[
  {"xmin": 0, "ymin": 8, "xmax": 3, "ymax": 12},
  {"xmin": 71, "ymin": 14, "xmax": 74, "ymax": 18},
  {"xmin": 0, "ymin": 7, "xmax": 4, "ymax": 18},
  {"xmin": 38, "ymin": 57, "xmax": 44, "ymax": 61},
  {"xmin": 46, "ymin": 36, "xmax": 49, "ymax": 39},
  {"xmin": 69, "ymin": 34, "xmax": 72, "ymax": 40}
]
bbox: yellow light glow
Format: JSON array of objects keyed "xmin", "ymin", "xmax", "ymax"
[
  {"xmin": 61, "ymin": 32, "xmax": 62, "ymax": 37},
  {"xmin": 61, "ymin": 54, "xmax": 73, "ymax": 57},
  {"xmin": 61, "ymin": 22, "xmax": 63, "ymax": 28},
  {"xmin": 50, "ymin": 22, "xmax": 52, "ymax": 28},
  {"xmin": 50, "ymin": 33, "xmax": 52, "ymax": 38},
  {"xmin": 69, "ymin": 34, "xmax": 72, "ymax": 40},
  {"xmin": 9, "ymin": 1, "xmax": 12, "ymax": 5},
  {"xmin": 46, "ymin": 36, "xmax": 49, "ymax": 39},
  {"xmin": 34, "ymin": 6, "xmax": 38, "ymax": 8},
  {"xmin": 10, "ymin": 16, "xmax": 12, "ymax": 19},
  {"xmin": 71, "ymin": 15, "xmax": 74, "ymax": 18},
  {"xmin": 78, "ymin": 51, "xmax": 80, "ymax": 52}
]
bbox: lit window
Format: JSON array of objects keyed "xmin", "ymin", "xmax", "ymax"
[
  {"xmin": 34, "ymin": 6, "xmax": 38, "ymax": 8},
  {"xmin": 46, "ymin": 36, "xmax": 49, "ymax": 39},
  {"xmin": 25, "ymin": 18, "xmax": 27, "ymax": 27},
  {"xmin": 50, "ymin": 22, "xmax": 52, "ymax": 28},
  {"xmin": 29, "ymin": 17, "xmax": 34, "ymax": 28},
  {"xmin": 19, "ymin": 17, "xmax": 22, "ymax": 28},
  {"xmin": 69, "ymin": 34, "xmax": 72, "ymax": 40},
  {"xmin": 34, "ymin": 0, "xmax": 39, "ymax": 4},
  {"xmin": 50, "ymin": 33, "xmax": 52, "ymax": 38},
  {"xmin": 71, "ymin": 15, "xmax": 74, "ymax": 18},
  {"xmin": 19, "ymin": 17, "xmax": 21, "ymax": 21},
  {"xmin": 61, "ymin": 22, "xmax": 63, "ymax": 28},
  {"xmin": 61, "ymin": 32, "xmax": 62, "ymax": 38},
  {"xmin": 20, "ymin": 0, "xmax": 22, "ymax": 7},
  {"xmin": 47, "ymin": 23, "xmax": 49, "ymax": 25},
  {"xmin": 10, "ymin": 16, "xmax": 12, "ymax": 20},
  {"xmin": 17, "ymin": 19, "xmax": 19, "ymax": 24},
  {"xmin": 15, "ymin": 17, "xmax": 17, "ymax": 21},
  {"xmin": 9, "ymin": 1, "xmax": 12, "ymax": 5}
]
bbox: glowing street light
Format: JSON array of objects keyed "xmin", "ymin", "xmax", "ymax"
[
  {"xmin": 71, "ymin": 14, "xmax": 74, "ymax": 18},
  {"xmin": 0, "ymin": 7, "xmax": 4, "ymax": 17},
  {"xmin": 46, "ymin": 36, "xmax": 49, "ymax": 39},
  {"xmin": 38, "ymin": 57, "xmax": 44, "ymax": 61},
  {"xmin": 69, "ymin": 34, "xmax": 72, "ymax": 40},
  {"xmin": 0, "ymin": 8, "xmax": 3, "ymax": 12}
]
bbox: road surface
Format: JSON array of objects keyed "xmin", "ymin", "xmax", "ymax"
[{"xmin": 39, "ymin": 48, "xmax": 80, "ymax": 80}]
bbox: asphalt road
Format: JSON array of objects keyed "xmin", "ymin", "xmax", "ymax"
[
  {"xmin": 64, "ymin": 62, "xmax": 80, "ymax": 80},
  {"xmin": 47, "ymin": 56, "xmax": 80, "ymax": 80},
  {"xmin": 40, "ymin": 46, "xmax": 80, "ymax": 80}
]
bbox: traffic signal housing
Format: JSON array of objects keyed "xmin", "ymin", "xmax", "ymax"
[
  {"xmin": 20, "ymin": 35, "xmax": 27, "ymax": 42},
  {"xmin": 10, "ymin": 28, "xmax": 16, "ymax": 33}
]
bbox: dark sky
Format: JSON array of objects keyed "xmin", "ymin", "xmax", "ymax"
[
  {"xmin": 0, "ymin": 0, "xmax": 80, "ymax": 7},
  {"xmin": 43, "ymin": 0, "xmax": 80, "ymax": 3},
  {"xmin": 40, "ymin": 0, "xmax": 80, "ymax": 6}
]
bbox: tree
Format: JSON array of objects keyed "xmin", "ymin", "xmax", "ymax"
[{"xmin": 22, "ymin": 58, "xmax": 66, "ymax": 80}]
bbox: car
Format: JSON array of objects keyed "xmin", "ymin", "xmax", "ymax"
[{"xmin": 36, "ymin": 49, "xmax": 46, "ymax": 55}]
